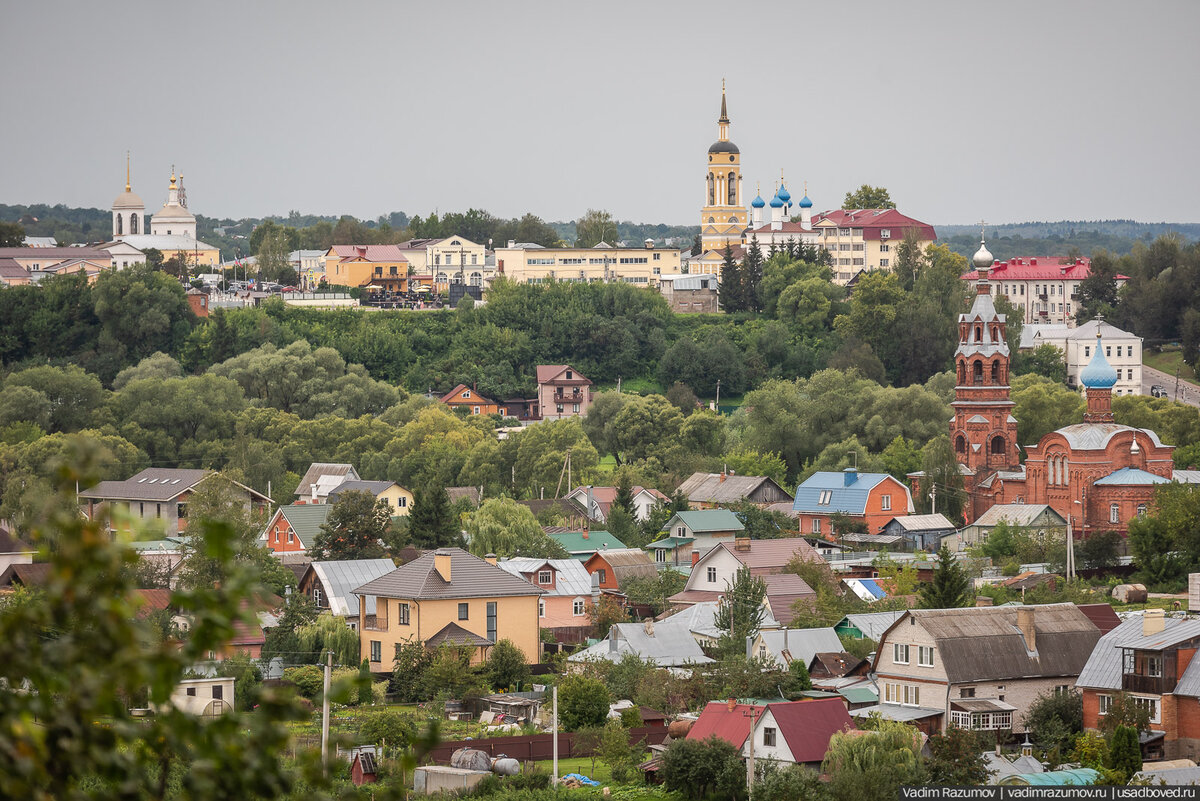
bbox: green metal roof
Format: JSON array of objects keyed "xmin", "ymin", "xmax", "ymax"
[
  {"xmin": 545, "ymin": 530, "xmax": 625, "ymax": 554},
  {"xmin": 666, "ymin": 509, "xmax": 745, "ymax": 534},
  {"xmin": 278, "ymin": 504, "xmax": 334, "ymax": 548},
  {"xmin": 999, "ymin": 769, "xmax": 1101, "ymax": 786},
  {"xmin": 646, "ymin": 536, "xmax": 692, "ymax": 550},
  {"xmin": 839, "ymin": 687, "xmax": 879, "ymax": 704}
]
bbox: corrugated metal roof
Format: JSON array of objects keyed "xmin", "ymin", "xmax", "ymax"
[
  {"xmin": 276, "ymin": 504, "xmax": 334, "ymax": 549},
  {"xmin": 79, "ymin": 468, "xmax": 211, "ymax": 501},
  {"xmin": 850, "ymin": 703, "xmax": 943, "ymax": 722},
  {"xmin": 1132, "ymin": 767, "xmax": 1200, "ymax": 786},
  {"xmin": 840, "ymin": 610, "xmax": 908, "ymax": 641},
  {"xmin": 999, "ymin": 768, "xmax": 1100, "ymax": 786},
  {"xmin": 496, "ymin": 558, "xmax": 593, "ymax": 597},
  {"xmin": 1174, "ymin": 471, "xmax": 1200, "ymax": 484},
  {"xmin": 545, "ymin": 529, "xmax": 625, "ymax": 554},
  {"xmin": 669, "ymin": 509, "xmax": 744, "ymax": 533},
  {"xmin": 1054, "ymin": 423, "xmax": 1163, "ymax": 451},
  {"xmin": 676, "ymin": 472, "xmax": 791, "ymax": 505},
  {"xmin": 757, "ymin": 627, "xmax": 843, "ymax": 668},
  {"xmin": 327, "ymin": 480, "xmax": 399, "ymax": 499},
  {"xmin": 793, "ymin": 471, "xmax": 911, "ymax": 516},
  {"xmin": 310, "ymin": 559, "xmax": 396, "ymax": 616},
  {"xmin": 887, "ymin": 514, "xmax": 956, "ymax": 532},
  {"xmin": 295, "ymin": 463, "xmax": 358, "ymax": 496},
  {"xmin": 971, "ymin": 504, "xmax": 1065, "ymax": 528},
  {"xmin": 1078, "ymin": 616, "xmax": 1200, "ymax": 693}
]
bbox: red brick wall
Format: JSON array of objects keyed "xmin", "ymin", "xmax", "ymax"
[{"xmin": 1081, "ymin": 689, "xmax": 1102, "ymax": 730}]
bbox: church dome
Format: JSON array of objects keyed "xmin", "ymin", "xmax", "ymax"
[
  {"xmin": 798, "ymin": 195, "xmax": 813, "ymax": 209},
  {"xmin": 113, "ymin": 190, "xmax": 144, "ymax": 210},
  {"xmin": 972, "ymin": 240, "xmax": 995, "ymax": 270},
  {"xmin": 769, "ymin": 194, "xmax": 784, "ymax": 208},
  {"xmin": 1080, "ymin": 338, "xmax": 1119, "ymax": 389},
  {"xmin": 708, "ymin": 140, "xmax": 740, "ymax": 155},
  {"xmin": 751, "ymin": 194, "xmax": 765, "ymax": 209},
  {"xmin": 777, "ymin": 183, "xmax": 791, "ymax": 203}
]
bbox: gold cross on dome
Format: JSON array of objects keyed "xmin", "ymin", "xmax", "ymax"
[{"xmin": 978, "ymin": 219, "xmax": 987, "ymax": 241}]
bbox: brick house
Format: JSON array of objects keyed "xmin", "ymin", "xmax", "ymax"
[
  {"xmin": 536, "ymin": 365, "xmax": 592, "ymax": 420},
  {"xmin": 792, "ymin": 468, "xmax": 915, "ymax": 538},
  {"xmin": 1076, "ymin": 611, "xmax": 1200, "ymax": 761},
  {"xmin": 439, "ymin": 384, "xmax": 500, "ymax": 416},
  {"xmin": 872, "ymin": 604, "xmax": 1102, "ymax": 734},
  {"xmin": 262, "ymin": 504, "xmax": 333, "ymax": 554}
]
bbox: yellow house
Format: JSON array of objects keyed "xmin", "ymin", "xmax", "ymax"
[
  {"xmin": 327, "ymin": 479, "xmax": 414, "ymax": 517},
  {"xmin": 354, "ymin": 548, "xmax": 543, "ymax": 670},
  {"xmin": 323, "ymin": 244, "xmax": 409, "ymax": 289}
]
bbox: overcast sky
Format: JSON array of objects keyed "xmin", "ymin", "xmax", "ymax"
[{"xmin": 4, "ymin": 0, "xmax": 1198, "ymax": 226}]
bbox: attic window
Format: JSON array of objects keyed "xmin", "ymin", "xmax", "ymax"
[
  {"xmin": 566, "ymin": 371, "xmax": 573, "ymax": 379},
  {"xmin": 818, "ymin": 490, "xmax": 832, "ymax": 505},
  {"xmin": 137, "ymin": 478, "xmax": 147, "ymax": 483}
]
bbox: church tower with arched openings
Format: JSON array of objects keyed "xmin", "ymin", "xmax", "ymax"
[
  {"xmin": 700, "ymin": 81, "xmax": 747, "ymax": 252},
  {"xmin": 112, "ymin": 152, "xmax": 145, "ymax": 239},
  {"xmin": 951, "ymin": 234, "xmax": 1021, "ymax": 488}
]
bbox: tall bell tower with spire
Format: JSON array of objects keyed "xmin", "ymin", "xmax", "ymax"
[
  {"xmin": 700, "ymin": 80, "xmax": 748, "ymax": 253},
  {"xmin": 951, "ymin": 230, "xmax": 1021, "ymax": 505},
  {"xmin": 111, "ymin": 152, "xmax": 145, "ymax": 239}
]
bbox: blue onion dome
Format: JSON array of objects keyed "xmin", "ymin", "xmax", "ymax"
[
  {"xmin": 1080, "ymin": 334, "xmax": 1119, "ymax": 389},
  {"xmin": 798, "ymin": 194, "xmax": 813, "ymax": 208},
  {"xmin": 751, "ymin": 194, "xmax": 765, "ymax": 209},
  {"xmin": 769, "ymin": 194, "xmax": 784, "ymax": 208},
  {"xmin": 777, "ymin": 183, "xmax": 791, "ymax": 203}
]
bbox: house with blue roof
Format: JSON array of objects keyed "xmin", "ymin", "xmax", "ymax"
[{"xmin": 792, "ymin": 468, "xmax": 914, "ymax": 538}]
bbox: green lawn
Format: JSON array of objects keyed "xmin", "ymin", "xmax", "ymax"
[
  {"xmin": 1144, "ymin": 347, "xmax": 1200, "ymax": 386},
  {"xmin": 532, "ymin": 753, "xmax": 651, "ymax": 783}
]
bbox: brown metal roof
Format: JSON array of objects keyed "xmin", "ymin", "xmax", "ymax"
[
  {"xmin": 426, "ymin": 621, "xmax": 493, "ymax": 648},
  {"xmin": 590, "ymin": 548, "xmax": 658, "ymax": 582},
  {"xmin": 352, "ymin": 547, "xmax": 544, "ymax": 601},
  {"xmin": 295, "ymin": 463, "xmax": 357, "ymax": 495},
  {"xmin": 78, "ymin": 468, "xmax": 223, "ymax": 502},
  {"xmin": 0, "ymin": 563, "xmax": 51, "ymax": 587},
  {"xmin": 886, "ymin": 604, "xmax": 1102, "ymax": 683},
  {"xmin": 1077, "ymin": 603, "xmax": 1122, "ymax": 635}
]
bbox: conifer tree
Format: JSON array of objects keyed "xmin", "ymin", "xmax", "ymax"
[
  {"xmin": 718, "ymin": 244, "xmax": 742, "ymax": 312},
  {"xmin": 744, "ymin": 236, "xmax": 765, "ymax": 312},
  {"xmin": 919, "ymin": 546, "xmax": 972, "ymax": 609},
  {"xmin": 407, "ymin": 486, "xmax": 461, "ymax": 549}
]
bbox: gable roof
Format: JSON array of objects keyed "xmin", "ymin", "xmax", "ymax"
[
  {"xmin": 567, "ymin": 485, "xmax": 670, "ymax": 518},
  {"xmin": 0, "ymin": 562, "xmax": 52, "ymax": 588},
  {"xmin": 517, "ymin": 497, "xmax": 589, "ymax": 522},
  {"xmin": 353, "ymin": 548, "xmax": 543, "ymax": 601},
  {"xmin": 496, "ymin": 558, "xmax": 593, "ymax": 597},
  {"xmin": 295, "ymin": 463, "xmax": 358, "ymax": 497},
  {"xmin": 1077, "ymin": 615, "xmax": 1200, "ymax": 693},
  {"xmin": 273, "ymin": 504, "xmax": 334, "ymax": 549},
  {"xmin": 812, "ymin": 209, "xmax": 936, "ymax": 242},
  {"xmin": 307, "ymin": 559, "xmax": 397, "ymax": 616},
  {"xmin": 536, "ymin": 365, "xmax": 591, "ymax": 385},
  {"xmin": 585, "ymin": 548, "xmax": 657, "ymax": 582},
  {"xmin": 712, "ymin": 537, "xmax": 826, "ymax": 572},
  {"xmin": 79, "ymin": 468, "xmax": 211, "ymax": 502},
  {"xmin": 326, "ymin": 244, "xmax": 407, "ymax": 263},
  {"xmin": 838, "ymin": 610, "xmax": 913, "ymax": 641},
  {"xmin": 668, "ymin": 509, "xmax": 745, "ymax": 534},
  {"xmin": 426, "ymin": 621, "xmax": 493, "ymax": 648},
  {"xmin": 886, "ymin": 604, "xmax": 1102, "ymax": 683},
  {"xmin": 545, "ymin": 528, "xmax": 626, "ymax": 554},
  {"xmin": 0, "ymin": 529, "xmax": 35, "ymax": 555},
  {"xmin": 756, "ymin": 626, "xmax": 843, "ymax": 668},
  {"xmin": 326, "ymin": 480, "xmax": 400, "ymax": 501},
  {"xmin": 767, "ymin": 698, "xmax": 856, "ymax": 762},
  {"xmin": 885, "ymin": 514, "xmax": 956, "ymax": 532},
  {"xmin": 446, "ymin": 486, "xmax": 482, "ymax": 507},
  {"xmin": 793, "ymin": 470, "xmax": 910, "ymax": 516},
  {"xmin": 688, "ymin": 701, "xmax": 760, "ymax": 748},
  {"xmin": 439, "ymin": 384, "xmax": 499, "ymax": 406},
  {"xmin": 971, "ymin": 504, "xmax": 1067, "ymax": 528},
  {"xmin": 1076, "ymin": 604, "xmax": 1121, "ymax": 635},
  {"xmin": 676, "ymin": 472, "xmax": 791, "ymax": 505}
]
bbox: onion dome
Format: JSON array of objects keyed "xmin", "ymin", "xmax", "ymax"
[
  {"xmin": 751, "ymin": 194, "xmax": 765, "ymax": 209},
  {"xmin": 972, "ymin": 239, "xmax": 995, "ymax": 271},
  {"xmin": 1080, "ymin": 332, "xmax": 1119, "ymax": 389},
  {"xmin": 777, "ymin": 183, "xmax": 791, "ymax": 204},
  {"xmin": 708, "ymin": 140, "xmax": 739, "ymax": 155},
  {"xmin": 769, "ymin": 194, "xmax": 784, "ymax": 209},
  {"xmin": 798, "ymin": 194, "xmax": 812, "ymax": 208}
]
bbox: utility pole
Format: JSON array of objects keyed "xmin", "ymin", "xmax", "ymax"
[
  {"xmin": 552, "ymin": 685, "xmax": 559, "ymax": 786},
  {"xmin": 1176, "ymin": 366, "xmax": 1181, "ymax": 403},
  {"xmin": 715, "ymin": 379, "xmax": 721, "ymax": 409},
  {"xmin": 744, "ymin": 705, "xmax": 758, "ymax": 791},
  {"xmin": 321, "ymin": 649, "xmax": 332, "ymax": 773},
  {"xmin": 617, "ymin": 375, "xmax": 622, "ymax": 394}
]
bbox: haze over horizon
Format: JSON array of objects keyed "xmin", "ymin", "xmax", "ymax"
[{"xmin": 3, "ymin": 0, "xmax": 1198, "ymax": 226}]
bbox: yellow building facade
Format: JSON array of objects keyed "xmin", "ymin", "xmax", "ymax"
[
  {"xmin": 356, "ymin": 549, "xmax": 543, "ymax": 669},
  {"xmin": 700, "ymin": 83, "xmax": 747, "ymax": 254},
  {"xmin": 323, "ymin": 244, "xmax": 409, "ymax": 289}
]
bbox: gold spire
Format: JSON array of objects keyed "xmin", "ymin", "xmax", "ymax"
[
  {"xmin": 804, "ymin": 180, "xmax": 808, "ymax": 195},
  {"xmin": 719, "ymin": 78, "xmax": 729, "ymax": 124},
  {"xmin": 125, "ymin": 151, "xmax": 131, "ymax": 192},
  {"xmin": 170, "ymin": 165, "xmax": 176, "ymax": 187}
]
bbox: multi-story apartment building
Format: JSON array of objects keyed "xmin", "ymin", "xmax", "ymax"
[
  {"xmin": 1023, "ymin": 319, "xmax": 1144, "ymax": 396},
  {"xmin": 494, "ymin": 243, "xmax": 682, "ymax": 287},
  {"xmin": 962, "ymin": 257, "xmax": 1129, "ymax": 326},
  {"xmin": 811, "ymin": 209, "xmax": 937, "ymax": 285}
]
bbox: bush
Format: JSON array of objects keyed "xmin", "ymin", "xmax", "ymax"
[
  {"xmin": 283, "ymin": 665, "xmax": 324, "ymax": 699},
  {"xmin": 661, "ymin": 736, "xmax": 746, "ymax": 801},
  {"xmin": 557, "ymin": 674, "xmax": 611, "ymax": 731}
]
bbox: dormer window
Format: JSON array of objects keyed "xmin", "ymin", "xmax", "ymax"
[
  {"xmin": 538, "ymin": 570, "xmax": 552, "ymax": 584},
  {"xmin": 566, "ymin": 371, "xmax": 573, "ymax": 379}
]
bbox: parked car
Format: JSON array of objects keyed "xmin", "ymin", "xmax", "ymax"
[{"xmin": 1151, "ymin": 385, "xmax": 1166, "ymax": 397}]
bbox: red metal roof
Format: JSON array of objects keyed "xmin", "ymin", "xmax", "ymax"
[
  {"xmin": 687, "ymin": 700, "xmax": 761, "ymax": 748},
  {"xmin": 963, "ymin": 256, "xmax": 1130, "ymax": 283},
  {"xmin": 327, "ymin": 244, "xmax": 408, "ymax": 263},
  {"xmin": 768, "ymin": 698, "xmax": 856, "ymax": 763},
  {"xmin": 1077, "ymin": 603, "xmax": 1121, "ymax": 635},
  {"xmin": 813, "ymin": 209, "xmax": 936, "ymax": 242},
  {"xmin": 536, "ymin": 365, "xmax": 591, "ymax": 385}
]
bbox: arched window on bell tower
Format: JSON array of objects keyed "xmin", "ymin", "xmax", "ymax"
[
  {"xmin": 990, "ymin": 435, "xmax": 1005, "ymax": 455},
  {"xmin": 131, "ymin": 213, "xmax": 138, "ymax": 234},
  {"xmin": 955, "ymin": 434, "xmax": 966, "ymax": 454},
  {"xmin": 707, "ymin": 173, "xmax": 715, "ymax": 205},
  {"xmin": 116, "ymin": 214, "xmax": 123, "ymax": 236},
  {"xmin": 727, "ymin": 172, "xmax": 736, "ymax": 205},
  {"xmin": 973, "ymin": 360, "xmax": 983, "ymax": 383},
  {"xmin": 992, "ymin": 361, "xmax": 1000, "ymax": 383}
]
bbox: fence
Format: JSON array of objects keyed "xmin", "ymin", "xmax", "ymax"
[{"xmin": 423, "ymin": 726, "xmax": 668, "ymax": 764}]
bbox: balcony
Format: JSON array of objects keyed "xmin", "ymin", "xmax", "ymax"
[
  {"xmin": 362, "ymin": 614, "xmax": 388, "ymax": 632},
  {"xmin": 1122, "ymin": 673, "xmax": 1173, "ymax": 694}
]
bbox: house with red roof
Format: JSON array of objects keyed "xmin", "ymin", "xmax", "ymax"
[
  {"xmin": 322, "ymin": 244, "xmax": 409, "ymax": 291},
  {"xmin": 687, "ymin": 699, "xmax": 762, "ymax": 750},
  {"xmin": 811, "ymin": 209, "xmax": 937, "ymax": 286},
  {"xmin": 537, "ymin": 365, "xmax": 593, "ymax": 420},
  {"xmin": 439, "ymin": 384, "xmax": 500, "ymax": 416},
  {"xmin": 744, "ymin": 698, "xmax": 855, "ymax": 768},
  {"xmin": 962, "ymin": 256, "xmax": 1129, "ymax": 327}
]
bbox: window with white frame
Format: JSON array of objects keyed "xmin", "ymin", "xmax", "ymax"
[
  {"xmin": 398, "ymin": 603, "xmax": 410, "ymax": 625},
  {"xmin": 707, "ymin": 567, "xmax": 717, "ymax": 583},
  {"xmin": 812, "ymin": 518, "xmax": 821, "ymax": 534},
  {"xmin": 893, "ymin": 643, "xmax": 910, "ymax": 664},
  {"xmin": 1110, "ymin": 504, "xmax": 1120, "ymax": 524},
  {"xmin": 881, "ymin": 494, "xmax": 892, "ymax": 511},
  {"xmin": 538, "ymin": 570, "xmax": 552, "ymax": 584},
  {"xmin": 763, "ymin": 727, "xmax": 777, "ymax": 747},
  {"xmin": 1147, "ymin": 655, "xmax": 1163, "ymax": 677},
  {"xmin": 1098, "ymin": 695, "xmax": 1112, "ymax": 715},
  {"xmin": 1132, "ymin": 696, "xmax": 1161, "ymax": 723},
  {"xmin": 573, "ymin": 598, "xmax": 585, "ymax": 616},
  {"xmin": 918, "ymin": 646, "xmax": 934, "ymax": 667}
]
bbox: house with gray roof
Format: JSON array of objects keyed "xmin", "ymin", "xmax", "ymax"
[
  {"xmin": 295, "ymin": 463, "xmax": 359, "ymax": 502},
  {"xmin": 675, "ymin": 472, "xmax": 791, "ymax": 508},
  {"xmin": 1076, "ymin": 610, "xmax": 1200, "ymax": 761},
  {"xmin": 568, "ymin": 600, "xmax": 760, "ymax": 669},
  {"xmin": 79, "ymin": 468, "xmax": 270, "ymax": 536},
  {"xmin": 835, "ymin": 610, "xmax": 909, "ymax": 642},
  {"xmin": 880, "ymin": 513, "xmax": 957, "ymax": 551},
  {"xmin": 748, "ymin": 626, "xmax": 844, "ymax": 669},
  {"xmin": 952, "ymin": 504, "xmax": 1067, "ymax": 553},
  {"xmin": 496, "ymin": 557, "xmax": 597, "ymax": 641},
  {"xmin": 872, "ymin": 603, "xmax": 1103, "ymax": 734},
  {"xmin": 298, "ymin": 559, "xmax": 397, "ymax": 628}
]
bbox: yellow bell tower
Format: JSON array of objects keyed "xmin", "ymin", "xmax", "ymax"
[{"xmin": 700, "ymin": 81, "xmax": 747, "ymax": 251}]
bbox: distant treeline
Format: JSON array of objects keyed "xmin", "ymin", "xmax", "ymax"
[{"xmin": 938, "ymin": 220, "xmax": 1200, "ymax": 261}]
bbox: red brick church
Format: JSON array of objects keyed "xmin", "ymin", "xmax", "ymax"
[{"xmin": 939, "ymin": 237, "xmax": 1185, "ymax": 537}]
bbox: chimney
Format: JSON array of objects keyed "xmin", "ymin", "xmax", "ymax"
[
  {"xmin": 735, "ymin": 537, "xmax": 751, "ymax": 552},
  {"xmin": 727, "ymin": 698, "xmax": 737, "ymax": 712},
  {"xmin": 507, "ymin": 240, "xmax": 515, "ymax": 248},
  {"xmin": 691, "ymin": 550, "xmax": 700, "ymax": 567},
  {"xmin": 719, "ymin": 472, "xmax": 727, "ymax": 483},
  {"xmin": 976, "ymin": 596, "xmax": 994, "ymax": 607},
  {"xmin": 1144, "ymin": 608, "xmax": 1165, "ymax": 637},
  {"xmin": 609, "ymin": 632, "xmax": 617, "ymax": 652},
  {"xmin": 582, "ymin": 530, "xmax": 589, "ymax": 540},
  {"xmin": 1016, "ymin": 607, "xmax": 1036, "ymax": 652},
  {"xmin": 310, "ymin": 483, "xmax": 318, "ymax": 503},
  {"xmin": 485, "ymin": 553, "xmax": 497, "ymax": 566},
  {"xmin": 434, "ymin": 549, "xmax": 452, "ymax": 582},
  {"xmin": 843, "ymin": 467, "xmax": 858, "ymax": 486}
]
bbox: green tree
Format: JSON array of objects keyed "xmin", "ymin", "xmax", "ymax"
[
  {"xmin": 407, "ymin": 486, "xmax": 462, "ymax": 549},
  {"xmin": 879, "ymin": 435, "xmax": 923, "ymax": 481},
  {"xmin": 892, "ymin": 228, "xmax": 925, "ymax": 291},
  {"xmin": 661, "ymin": 736, "xmax": 747, "ymax": 801},
  {"xmin": 311, "ymin": 489, "xmax": 391, "ymax": 560},
  {"xmin": 743, "ymin": 236, "xmax": 765, "ymax": 312},
  {"xmin": 598, "ymin": 719, "xmax": 643, "ymax": 784},
  {"xmin": 0, "ymin": 221, "xmax": 25, "ymax": 246},
  {"xmin": 295, "ymin": 612, "xmax": 362, "ymax": 667},
  {"xmin": 842, "ymin": 184, "xmax": 895, "ymax": 210},
  {"xmin": 1108, "ymin": 725, "xmax": 1143, "ymax": 781},
  {"xmin": 1025, "ymin": 689, "xmax": 1083, "ymax": 756},
  {"xmin": 926, "ymin": 726, "xmax": 989, "ymax": 784},
  {"xmin": 358, "ymin": 657, "xmax": 374, "ymax": 706},
  {"xmin": 719, "ymin": 244, "xmax": 743, "ymax": 312},
  {"xmin": 587, "ymin": 594, "xmax": 631, "ymax": 639},
  {"xmin": 916, "ymin": 435, "xmax": 964, "ymax": 521},
  {"xmin": 5, "ymin": 364, "xmax": 106, "ymax": 433},
  {"xmin": 91, "ymin": 264, "xmax": 195, "ymax": 378},
  {"xmin": 1078, "ymin": 530, "xmax": 1122, "ymax": 570},
  {"xmin": 575, "ymin": 209, "xmax": 618, "ymax": 248},
  {"xmin": 919, "ymin": 546, "xmax": 972, "ymax": 609},
  {"xmin": 752, "ymin": 763, "xmax": 830, "ymax": 801},
  {"xmin": 714, "ymin": 566, "xmax": 767, "ymax": 656},
  {"xmin": 390, "ymin": 640, "xmax": 433, "ymax": 703},
  {"xmin": 1097, "ymin": 692, "xmax": 1152, "ymax": 735},
  {"xmin": 557, "ymin": 674, "xmax": 611, "ymax": 731},
  {"xmin": 1018, "ymin": 343, "xmax": 1068, "ymax": 383},
  {"xmin": 823, "ymin": 719, "xmax": 926, "ymax": 801},
  {"xmin": 111, "ymin": 351, "xmax": 183, "ymax": 390},
  {"xmin": 466, "ymin": 497, "xmax": 568, "ymax": 558},
  {"xmin": 485, "ymin": 638, "xmax": 530, "ymax": 690}
]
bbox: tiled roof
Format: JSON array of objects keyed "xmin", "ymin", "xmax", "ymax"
[
  {"xmin": 793, "ymin": 470, "xmax": 910, "ymax": 516},
  {"xmin": 308, "ymin": 559, "xmax": 397, "ymax": 616},
  {"xmin": 275, "ymin": 504, "xmax": 334, "ymax": 549},
  {"xmin": 79, "ymin": 468, "xmax": 212, "ymax": 502},
  {"xmin": 768, "ymin": 699, "xmax": 856, "ymax": 763},
  {"xmin": 713, "ymin": 537, "xmax": 826, "ymax": 571},
  {"xmin": 676, "ymin": 472, "xmax": 791, "ymax": 505},
  {"xmin": 669, "ymin": 509, "xmax": 744, "ymax": 533},
  {"xmin": 353, "ymin": 548, "xmax": 543, "ymax": 601},
  {"xmin": 425, "ymin": 621, "xmax": 493, "ymax": 648}
]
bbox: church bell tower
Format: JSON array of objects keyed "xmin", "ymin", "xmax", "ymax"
[{"xmin": 700, "ymin": 81, "xmax": 748, "ymax": 252}]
